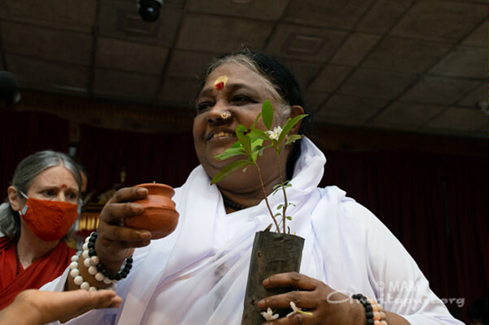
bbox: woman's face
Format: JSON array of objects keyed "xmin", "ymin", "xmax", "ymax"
[
  {"xmin": 193, "ymin": 62, "xmax": 290, "ymax": 192},
  {"xmin": 26, "ymin": 165, "xmax": 79, "ymax": 204}
]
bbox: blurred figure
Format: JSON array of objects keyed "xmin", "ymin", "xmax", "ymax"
[
  {"xmin": 70, "ymin": 156, "xmax": 93, "ymax": 251},
  {"xmin": 0, "ymin": 150, "xmax": 82, "ymax": 309},
  {"xmin": 448, "ymin": 308, "xmax": 465, "ymax": 323},
  {"xmin": 71, "ymin": 156, "xmax": 89, "ymax": 196},
  {"xmin": 0, "ymin": 71, "xmax": 21, "ymax": 104},
  {"xmin": 468, "ymin": 298, "xmax": 488, "ymax": 325}
]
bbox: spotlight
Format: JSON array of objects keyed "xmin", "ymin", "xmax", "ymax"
[
  {"xmin": 137, "ymin": 0, "xmax": 163, "ymax": 22},
  {"xmin": 0, "ymin": 71, "xmax": 21, "ymax": 104}
]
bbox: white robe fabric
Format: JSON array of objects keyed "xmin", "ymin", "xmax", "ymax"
[{"xmin": 43, "ymin": 138, "xmax": 462, "ymax": 325}]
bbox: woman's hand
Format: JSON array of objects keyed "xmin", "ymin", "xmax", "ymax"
[
  {"xmin": 257, "ymin": 272, "xmax": 365, "ymax": 325},
  {"xmin": 95, "ymin": 186, "xmax": 153, "ymax": 271},
  {"xmin": 0, "ymin": 289, "xmax": 122, "ymax": 325}
]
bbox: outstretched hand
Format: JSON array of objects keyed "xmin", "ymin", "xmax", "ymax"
[
  {"xmin": 0, "ymin": 289, "xmax": 122, "ymax": 325},
  {"xmin": 257, "ymin": 272, "xmax": 364, "ymax": 325},
  {"xmin": 95, "ymin": 186, "xmax": 153, "ymax": 270}
]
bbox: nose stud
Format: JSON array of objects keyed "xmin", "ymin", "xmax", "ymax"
[{"xmin": 220, "ymin": 112, "xmax": 230, "ymax": 120}]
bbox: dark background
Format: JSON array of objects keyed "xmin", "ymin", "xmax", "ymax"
[{"xmin": 0, "ymin": 108, "xmax": 486, "ymax": 323}]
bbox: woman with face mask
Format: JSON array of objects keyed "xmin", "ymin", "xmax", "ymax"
[{"xmin": 0, "ymin": 150, "xmax": 82, "ymax": 310}]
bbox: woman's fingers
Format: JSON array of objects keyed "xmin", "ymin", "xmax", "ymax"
[
  {"xmin": 258, "ymin": 290, "xmax": 318, "ymax": 310},
  {"xmin": 263, "ymin": 272, "xmax": 321, "ymax": 291},
  {"xmin": 100, "ymin": 222, "xmax": 151, "ymax": 243},
  {"xmin": 95, "ymin": 221, "xmax": 151, "ymax": 265},
  {"xmin": 258, "ymin": 272, "xmax": 354, "ymax": 324},
  {"xmin": 109, "ymin": 186, "xmax": 148, "ymax": 204},
  {"xmin": 258, "ymin": 272, "xmax": 323, "ymax": 311},
  {"xmin": 102, "ymin": 202, "xmax": 144, "ymax": 224},
  {"xmin": 101, "ymin": 187, "xmax": 148, "ymax": 225},
  {"xmin": 93, "ymin": 186, "xmax": 152, "ymax": 264},
  {"xmin": 8, "ymin": 289, "xmax": 122, "ymax": 325},
  {"xmin": 56, "ymin": 289, "xmax": 122, "ymax": 322},
  {"xmin": 262, "ymin": 311, "xmax": 314, "ymax": 325}
]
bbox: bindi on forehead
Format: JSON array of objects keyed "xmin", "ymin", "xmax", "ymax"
[
  {"xmin": 61, "ymin": 184, "xmax": 67, "ymax": 189},
  {"xmin": 213, "ymin": 75, "xmax": 228, "ymax": 90}
]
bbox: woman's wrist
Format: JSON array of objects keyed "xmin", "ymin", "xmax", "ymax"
[
  {"xmin": 352, "ymin": 294, "xmax": 388, "ymax": 325},
  {"xmin": 93, "ymin": 236, "xmax": 127, "ymax": 273},
  {"xmin": 68, "ymin": 252, "xmax": 113, "ymax": 291},
  {"xmin": 68, "ymin": 233, "xmax": 133, "ymax": 291},
  {"xmin": 87, "ymin": 232, "xmax": 133, "ymax": 281},
  {"xmin": 350, "ymin": 297, "xmax": 369, "ymax": 325}
]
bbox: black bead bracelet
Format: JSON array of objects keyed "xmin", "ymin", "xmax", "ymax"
[
  {"xmin": 87, "ymin": 232, "xmax": 133, "ymax": 281},
  {"xmin": 352, "ymin": 293, "xmax": 374, "ymax": 325}
]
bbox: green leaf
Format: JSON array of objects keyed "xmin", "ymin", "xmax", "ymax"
[
  {"xmin": 231, "ymin": 141, "xmax": 242, "ymax": 148},
  {"xmin": 210, "ymin": 159, "xmax": 250, "ymax": 184},
  {"xmin": 214, "ymin": 146, "xmax": 246, "ymax": 161},
  {"xmin": 285, "ymin": 134, "xmax": 303, "ymax": 146},
  {"xmin": 286, "ymin": 216, "xmax": 292, "ymax": 220},
  {"xmin": 274, "ymin": 213, "xmax": 282, "ymax": 217},
  {"xmin": 276, "ymin": 204, "xmax": 283, "ymax": 209},
  {"xmin": 258, "ymin": 144, "xmax": 272, "ymax": 157},
  {"xmin": 251, "ymin": 112, "xmax": 262, "ymax": 130},
  {"xmin": 277, "ymin": 114, "xmax": 308, "ymax": 145},
  {"xmin": 235, "ymin": 125, "xmax": 251, "ymax": 155},
  {"xmin": 262, "ymin": 100, "xmax": 273, "ymax": 130},
  {"xmin": 272, "ymin": 188, "xmax": 281, "ymax": 195},
  {"xmin": 272, "ymin": 184, "xmax": 282, "ymax": 190},
  {"xmin": 250, "ymin": 138, "xmax": 264, "ymax": 162},
  {"xmin": 248, "ymin": 128, "xmax": 270, "ymax": 141}
]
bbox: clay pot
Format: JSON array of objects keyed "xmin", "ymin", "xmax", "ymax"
[
  {"xmin": 241, "ymin": 231, "xmax": 305, "ymax": 324},
  {"xmin": 125, "ymin": 183, "xmax": 179, "ymax": 240}
]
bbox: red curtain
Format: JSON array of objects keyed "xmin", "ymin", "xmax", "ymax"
[
  {"xmin": 75, "ymin": 124, "xmax": 200, "ymax": 193},
  {"xmin": 320, "ymin": 149, "xmax": 488, "ymax": 319},
  {"xmin": 0, "ymin": 110, "xmax": 486, "ymax": 321},
  {"xmin": 0, "ymin": 109, "xmax": 70, "ymax": 192}
]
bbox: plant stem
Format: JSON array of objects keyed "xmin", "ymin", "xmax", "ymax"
[
  {"xmin": 275, "ymin": 150, "xmax": 288, "ymax": 234},
  {"xmin": 256, "ymin": 164, "xmax": 281, "ymax": 233}
]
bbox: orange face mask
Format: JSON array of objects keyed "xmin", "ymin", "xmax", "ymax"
[{"xmin": 19, "ymin": 195, "xmax": 78, "ymax": 242}]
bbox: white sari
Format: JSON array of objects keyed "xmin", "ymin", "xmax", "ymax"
[{"xmin": 44, "ymin": 138, "xmax": 462, "ymax": 325}]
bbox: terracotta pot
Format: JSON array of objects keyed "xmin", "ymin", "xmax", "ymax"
[
  {"xmin": 241, "ymin": 231, "xmax": 305, "ymax": 324},
  {"xmin": 125, "ymin": 183, "xmax": 179, "ymax": 239}
]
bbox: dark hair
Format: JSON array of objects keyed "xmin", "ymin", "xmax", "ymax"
[
  {"xmin": 201, "ymin": 49, "xmax": 315, "ymax": 179},
  {"xmin": 71, "ymin": 156, "xmax": 89, "ymax": 178},
  {"xmin": 468, "ymin": 298, "xmax": 488, "ymax": 325}
]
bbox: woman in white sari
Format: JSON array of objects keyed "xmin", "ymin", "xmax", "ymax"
[{"xmin": 43, "ymin": 50, "xmax": 462, "ymax": 325}]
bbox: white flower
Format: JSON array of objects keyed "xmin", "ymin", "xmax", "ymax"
[
  {"xmin": 266, "ymin": 126, "xmax": 282, "ymax": 141},
  {"xmin": 261, "ymin": 308, "xmax": 279, "ymax": 321},
  {"xmin": 286, "ymin": 301, "xmax": 312, "ymax": 317}
]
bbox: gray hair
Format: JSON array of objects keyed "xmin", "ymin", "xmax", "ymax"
[
  {"xmin": 203, "ymin": 53, "xmax": 291, "ymax": 120},
  {"xmin": 0, "ymin": 150, "xmax": 82, "ymax": 239},
  {"xmin": 200, "ymin": 49, "xmax": 313, "ymax": 180}
]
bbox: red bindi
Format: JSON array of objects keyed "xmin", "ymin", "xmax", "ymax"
[
  {"xmin": 61, "ymin": 184, "xmax": 67, "ymax": 189},
  {"xmin": 213, "ymin": 75, "xmax": 228, "ymax": 91}
]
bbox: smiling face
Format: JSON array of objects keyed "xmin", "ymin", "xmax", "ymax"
[{"xmin": 193, "ymin": 62, "xmax": 293, "ymax": 194}]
